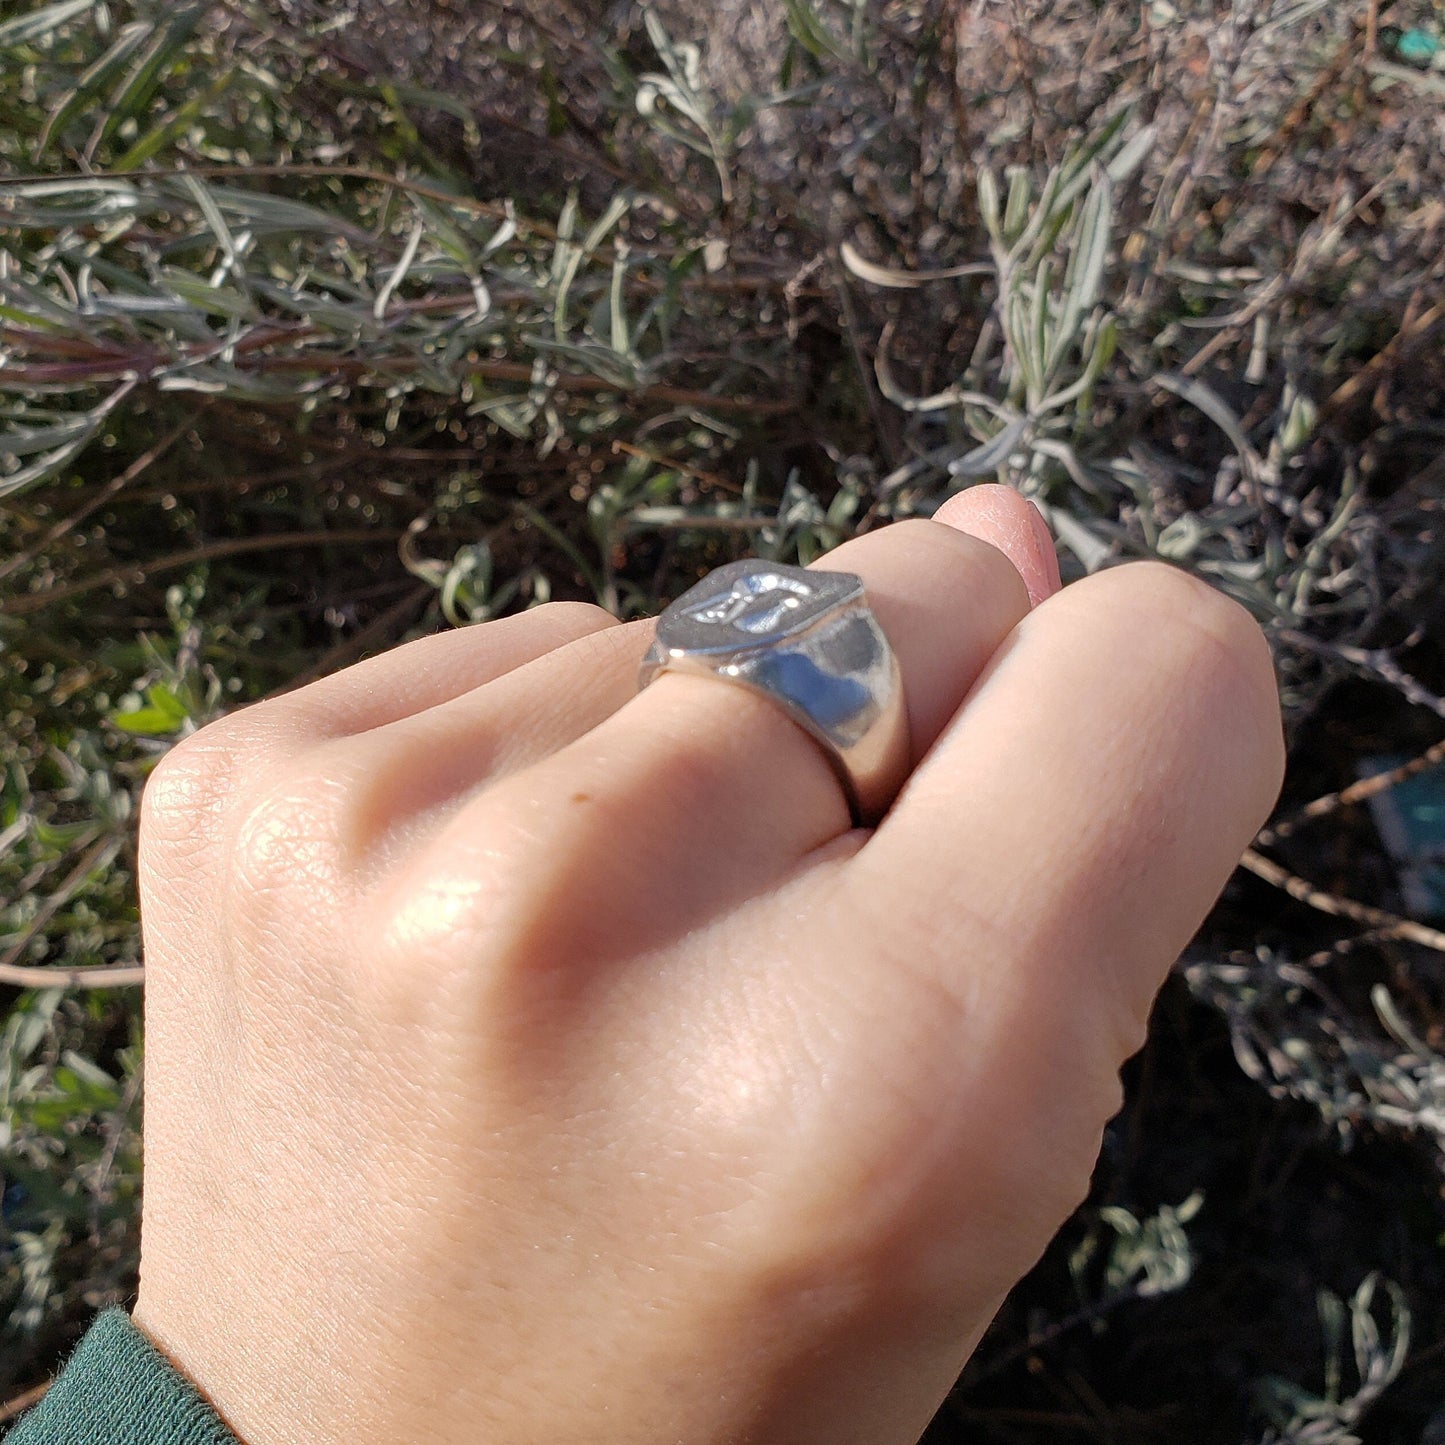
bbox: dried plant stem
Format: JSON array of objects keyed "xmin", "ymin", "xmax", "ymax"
[
  {"xmin": 1260, "ymin": 738, "xmax": 1445, "ymax": 845},
  {"xmin": 1278, "ymin": 629, "xmax": 1445, "ymax": 719},
  {"xmin": 0, "ymin": 411, "xmax": 202, "ymax": 585},
  {"xmin": 1322, "ymin": 303, "xmax": 1445, "ymax": 421},
  {"xmin": 0, "ymin": 962, "xmax": 145, "ymax": 990},
  {"xmin": 1240, "ymin": 847, "xmax": 1445, "ymax": 953},
  {"xmin": 0, "ymin": 834, "xmax": 121, "ymax": 972},
  {"xmin": 4, "ymin": 528, "xmax": 403, "ymax": 617}
]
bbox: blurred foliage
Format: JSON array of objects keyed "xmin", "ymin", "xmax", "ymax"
[{"xmin": 4, "ymin": 0, "xmax": 1445, "ymax": 1439}]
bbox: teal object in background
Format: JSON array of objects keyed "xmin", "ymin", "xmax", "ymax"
[
  {"xmin": 1365, "ymin": 755, "xmax": 1445, "ymax": 919},
  {"xmin": 1396, "ymin": 28, "xmax": 1441, "ymax": 62}
]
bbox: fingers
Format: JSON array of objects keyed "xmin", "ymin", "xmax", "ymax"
[
  {"xmin": 851, "ymin": 561, "xmax": 1284, "ymax": 1067},
  {"xmin": 702, "ymin": 563, "xmax": 1284, "ymax": 1308},
  {"xmin": 427, "ymin": 520, "xmax": 1031, "ymax": 899},
  {"xmin": 183, "ymin": 487, "xmax": 1055, "ymax": 971},
  {"xmin": 266, "ymin": 601, "xmax": 623, "ymax": 737},
  {"xmin": 140, "ymin": 599, "xmax": 630, "ymax": 877},
  {"xmin": 366, "ymin": 496, "xmax": 1047, "ymax": 974},
  {"xmin": 934, "ymin": 489, "xmax": 1061, "ymax": 608}
]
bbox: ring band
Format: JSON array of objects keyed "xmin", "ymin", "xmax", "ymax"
[{"xmin": 637, "ymin": 559, "xmax": 910, "ymax": 826}]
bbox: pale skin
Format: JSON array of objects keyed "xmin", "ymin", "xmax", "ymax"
[{"xmin": 131, "ymin": 485, "xmax": 1285, "ymax": 1445}]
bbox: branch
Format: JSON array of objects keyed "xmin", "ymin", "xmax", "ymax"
[{"xmin": 1239, "ymin": 847, "xmax": 1445, "ymax": 953}]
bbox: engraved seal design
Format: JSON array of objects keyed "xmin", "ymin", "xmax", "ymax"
[{"xmin": 680, "ymin": 570, "xmax": 816, "ymax": 635}]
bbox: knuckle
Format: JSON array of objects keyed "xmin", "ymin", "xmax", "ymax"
[
  {"xmin": 1118, "ymin": 561, "xmax": 1261, "ymax": 657},
  {"xmin": 140, "ymin": 720, "xmax": 249, "ymax": 853},
  {"xmin": 228, "ymin": 763, "xmax": 347, "ymax": 903},
  {"xmin": 1114, "ymin": 563, "xmax": 1280, "ymax": 722}
]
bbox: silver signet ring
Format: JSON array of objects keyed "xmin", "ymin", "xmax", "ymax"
[{"xmin": 637, "ymin": 559, "xmax": 910, "ymax": 826}]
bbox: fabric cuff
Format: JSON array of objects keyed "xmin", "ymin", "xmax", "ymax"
[{"xmin": 3, "ymin": 1309, "xmax": 238, "ymax": 1445}]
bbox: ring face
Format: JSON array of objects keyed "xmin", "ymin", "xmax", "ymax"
[{"xmin": 638, "ymin": 559, "xmax": 909, "ymax": 826}]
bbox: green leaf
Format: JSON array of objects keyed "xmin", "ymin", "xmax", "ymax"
[
  {"xmin": 92, "ymin": 5, "xmax": 206, "ymax": 156},
  {"xmin": 783, "ymin": 0, "xmax": 849, "ymax": 61},
  {"xmin": 112, "ymin": 65, "xmax": 237, "ymax": 170},
  {"xmin": 35, "ymin": 18, "xmax": 152, "ymax": 158},
  {"xmin": 110, "ymin": 683, "xmax": 189, "ymax": 736}
]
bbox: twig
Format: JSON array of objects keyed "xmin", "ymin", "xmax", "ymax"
[
  {"xmin": 831, "ymin": 249, "xmax": 901, "ymax": 474},
  {"xmin": 0, "ymin": 834, "xmax": 122, "ymax": 972},
  {"xmin": 1259, "ymin": 737, "xmax": 1445, "ymax": 845},
  {"xmin": 1299, "ymin": 927, "xmax": 1399, "ymax": 970},
  {"xmin": 1246, "ymin": 34, "xmax": 1354, "ymax": 185},
  {"xmin": 0, "ymin": 163, "xmax": 786, "ymax": 271},
  {"xmin": 0, "ymin": 341, "xmax": 800, "ymax": 418},
  {"xmin": 611, "ymin": 440, "xmax": 746, "ymax": 496},
  {"xmin": 1277, "ymin": 629, "xmax": 1445, "ymax": 720},
  {"xmin": 1321, "ymin": 303, "xmax": 1444, "ymax": 422},
  {"xmin": 280, "ymin": 582, "xmax": 433, "ymax": 689},
  {"xmin": 1180, "ymin": 173, "xmax": 1398, "ymax": 380},
  {"xmin": 0, "ymin": 963, "xmax": 144, "ymax": 990},
  {"xmin": 0, "ymin": 410, "xmax": 203, "ymax": 585},
  {"xmin": 0, "ymin": 1382, "xmax": 50, "ymax": 1426},
  {"xmin": 1240, "ymin": 847, "xmax": 1445, "ymax": 953},
  {"xmin": 4, "ymin": 527, "xmax": 404, "ymax": 617},
  {"xmin": 90, "ymin": 1063, "xmax": 143, "ymax": 1242}
]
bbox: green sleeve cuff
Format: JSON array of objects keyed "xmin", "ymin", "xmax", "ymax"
[{"xmin": 4, "ymin": 1309, "xmax": 239, "ymax": 1445}]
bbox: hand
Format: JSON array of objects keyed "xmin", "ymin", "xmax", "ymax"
[{"xmin": 131, "ymin": 486, "xmax": 1283, "ymax": 1445}]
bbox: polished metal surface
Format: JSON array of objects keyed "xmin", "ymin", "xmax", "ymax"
[{"xmin": 637, "ymin": 559, "xmax": 909, "ymax": 826}]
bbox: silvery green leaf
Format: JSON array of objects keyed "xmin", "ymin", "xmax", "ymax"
[
  {"xmin": 1106, "ymin": 123, "xmax": 1158, "ymax": 183},
  {"xmin": 373, "ymin": 218, "xmax": 426, "ymax": 320},
  {"xmin": 79, "ymin": 292, "xmax": 194, "ymax": 315},
  {"xmin": 527, "ymin": 337, "xmax": 640, "ymax": 389},
  {"xmin": 582, "ymin": 192, "xmax": 632, "ymax": 255},
  {"xmin": 1279, "ymin": 393, "xmax": 1318, "ymax": 455},
  {"xmin": 1152, "ymin": 371, "xmax": 1265, "ymax": 476},
  {"xmin": 0, "ymin": 0, "xmax": 96, "ymax": 47},
  {"xmin": 643, "ymin": 11, "xmax": 704, "ymax": 94},
  {"xmin": 976, "ymin": 167, "xmax": 1002, "ymax": 241},
  {"xmin": 35, "ymin": 17, "xmax": 150, "ymax": 156},
  {"xmin": 1156, "ymin": 512, "xmax": 1205, "ymax": 560},
  {"xmin": 783, "ymin": 0, "xmax": 853, "ymax": 61},
  {"xmin": 1002, "ymin": 166, "xmax": 1032, "ymax": 245},
  {"xmin": 1060, "ymin": 169, "xmax": 1112, "ymax": 343},
  {"xmin": 2, "ymin": 415, "xmax": 101, "ymax": 459},
  {"xmin": 93, "ymin": 5, "xmax": 205, "ymax": 156},
  {"xmin": 946, "ymin": 417, "xmax": 1031, "ymax": 478},
  {"xmin": 1048, "ymin": 506, "xmax": 1114, "ymax": 571},
  {"xmin": 478, "ymin": 204, "xmax": 518, "ymax": 261},
  {"xmin": 0, "ymin": 430, "xmax": 101, "ymax": 497}
]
